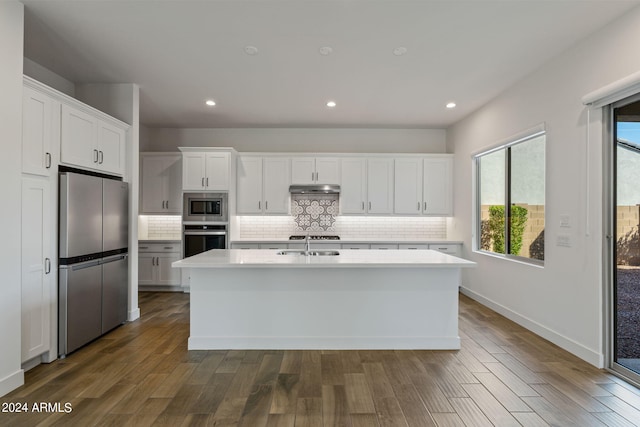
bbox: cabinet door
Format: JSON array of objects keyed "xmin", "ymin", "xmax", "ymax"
[
  {"xmin": 423, "ymin": 157, "xmax": 453, "ymax": 215},
  {"xmin": 237, "ymin": 156, "xmax": 263, "ymax": 214},
  {"xmin": 263, "ymin": 157, "xmax": 290, "ymax": 214},
  {"xmin": 367, "ymin": 158, "xmax": 394, "ymax": 214},
  {"xmin": 315, "ymin": 158, "xmax": 340, "ymax": 184},
  {"xmin": 340, "ymin": 158, "xmax": 367, "ymax": 214},
  {"xmin": 205, "ymin": 152, "xmax": 230, "ymax": 190},
  {"xmin": 60, "ymin": 104, "xmax": 98, "ymax": 170},
  {"xmin": 291, "ymin": 157, "xmax": 316, "ymax": 184},
  {"xmin": 164, "ymin": 155, "xmax": 183, "ymax": 213},
  {"xmin": 21, "ymin": 177, "xmax": 51, "ymax": 362},
  {"xmin": 157, "ymin": 253, "xmax": 181, "ymax": 286},
  {"xmin": 97, "ymin": 120, "xmax": 126, "ymax": 176},
  {"xmin": 138, "ymin": 253, "xmax": 156, "ymax": 285},
  {"xmin": 394, "ymin": 158, "xmax": 422, "ymax": 214},
  {"xmin": 22, "ymin": 86, "xmax": 54, "ymax": 177},
  {"xmin": 182, "ymin": 152, "xmax": 206, "ymax": 190},
  {"xmin": 140, "ymin": 156, "xmax": 167, "ymax": 213}
]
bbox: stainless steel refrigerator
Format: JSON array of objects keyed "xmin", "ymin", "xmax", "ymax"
[{"xmin": 58, "ymin": 171, "xmax": 129, "ymax": 357}]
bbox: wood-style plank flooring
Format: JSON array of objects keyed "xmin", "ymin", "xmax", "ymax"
[{"xmin": 2, "ymin": 292, "xmax": 640, "ymax": 426}]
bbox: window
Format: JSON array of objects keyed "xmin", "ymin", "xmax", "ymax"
[{"xmin": 475, "ymin": 130, "xmax": 545, "ymax": 263}]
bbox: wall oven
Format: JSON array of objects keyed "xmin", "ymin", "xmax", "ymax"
[
  {"xmin": 183, "ymin": 224, "xmax": 227, "ymax": 258},
  {"xmin": 183, "ymin": 192, "xmax": 228, "ymax": 222}
]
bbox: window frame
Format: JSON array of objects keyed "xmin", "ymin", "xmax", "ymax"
[{"xmin": 473, "ymin": 128, "xmax": 546, "ymax": 266}]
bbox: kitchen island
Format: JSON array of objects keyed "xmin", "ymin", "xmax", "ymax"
[{"xmin": 172, "ymin": 249, "xmax": 475, "ymax": 350}]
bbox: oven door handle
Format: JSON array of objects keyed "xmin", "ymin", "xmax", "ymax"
[{"xmin": 184, "ymin": 231, "xmax": 227, "ymax": 236}]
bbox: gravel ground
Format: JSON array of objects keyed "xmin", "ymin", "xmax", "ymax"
[{"xmin": 616, "ymin": 267, "xmax": 640, "ymax": 360}]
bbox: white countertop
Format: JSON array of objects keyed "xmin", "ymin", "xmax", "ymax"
[{"xmin": 173, "ymin": 249, "xmax": 475, "ymax": 269}]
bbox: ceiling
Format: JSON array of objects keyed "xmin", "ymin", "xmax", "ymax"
[{"xmin": 22, "ymin": 0, "xmax": 640, "ymax": 129}]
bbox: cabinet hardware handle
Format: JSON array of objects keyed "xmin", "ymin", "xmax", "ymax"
[
  {"xmin": 99, "ymin": 150, "xmax": 104, "ymax": 164},
  {"xmin": 417, "ymin": 202, "xmax": 420, "ymax": 210},
  {"xmin": 162, "ymin": 201, "xmax": 165, "ymax": 209},
  {"xmin": 265, "ymin": 201, "xmax": 268, "ymax": 210},
  {"xmin": 94, "ymin": 149, "xmax": 99, "ymax": 163},
  {"xmin": 44, "ymin": 258, "xmax": 51, "ymax": 274},
  {"xmin": 424, "ymin": 201, "xmax": 427, "ymax": 211},
  {"xmin": 164, "ymin": 247, "xmax": 173, "ymax": 250},
  {"xmin": 45, "ymin": 152, "xmax": 52, "ymax": 169},
  {"xmin": 258, "ymin": 201, "xmax": 261, "ymax": 210},
  {"xmin": 369, "ymin": 201, "xmax": 372, "ymax": 210},
  {"xmin": 206, "ymin": 177, "xmax": 209, "ymax": 187},
  {"xmin": 202, "ymin": 177, "xmax": 205, "ymax": 187},
  {"xmin": 166, "ymin": 200, "xmax": 169, "ymax": 209},
  {"xmin": 362, "ymin": 201, "xmax": 364, "ymax": 210},
  {"xmin": 140, "ymin": 246, "xmax": 149, "ymax": 249},
  {"xmin": 315, "ymin": 172, "xmax": 318, "ymax": 181},
  {"xmin": 311, "ymin": 172, "xmax": 314, "ymax": 181}
]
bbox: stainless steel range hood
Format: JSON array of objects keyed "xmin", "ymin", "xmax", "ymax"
[{"xmin": 289, "ymin": 184, "xmax": 340, "ymax": 194}]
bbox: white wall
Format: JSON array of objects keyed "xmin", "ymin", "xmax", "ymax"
[
  {"xmin": 0, "ymin": 1, "xmax": 25, "ymax": 396},
  {"xmin": 75, "ymin": 83, "xmax": 141, "ymax": 322},
  {"xmin": 448, "ymin": 6, "xmax": 640, "ymax": 367},
  {"xmin": 142, "ymin": 127, "xmax": 446, "ymax": 153},
  {"xmin": 23, "ymin": 57, "xmax": 75, "ymax": 97}
]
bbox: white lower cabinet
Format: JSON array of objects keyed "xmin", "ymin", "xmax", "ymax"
[
  {"xmin": 21, "ymin": 177, "xmax": 52, "ymax": 362},
  {"xmin": 139, "ymin": 243, "xmax": 181, "ymax": 288}
]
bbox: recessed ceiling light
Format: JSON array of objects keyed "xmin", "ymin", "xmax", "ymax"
[
  {"xmin": 205, "ymin": 100, "xmax": 216, "ymax": 106},
  {"xmin": 393, "ymin": 47, "xmax": 408, "ymax": 56},
  {"xmin": 446, "ymin": 102, "xmax": 456, "ymax": 109},
  {"xmin": 244, "ymin": 45, "xmax": 259, "ymax": 55},
  {"xmin": 319, "ymin": 46, "xmax": 333, "ymax": 56},
  {"xmin": 326, "ymin": 101, "xmax": 337, "ymax": 108}
]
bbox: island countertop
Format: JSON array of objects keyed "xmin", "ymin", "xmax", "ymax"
[{"xmin": 172, "ymin": 248, "xmax": 476, "ymax": 269}]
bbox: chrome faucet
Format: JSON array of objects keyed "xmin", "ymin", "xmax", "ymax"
[{"xmin": 305, "ymin": 233, "xmax": 311, "ymax": 253}]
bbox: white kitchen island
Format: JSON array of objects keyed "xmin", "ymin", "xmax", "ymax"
[{"xmin": 172, "ymin": 249, "xmax": 475, "ymax": 350}]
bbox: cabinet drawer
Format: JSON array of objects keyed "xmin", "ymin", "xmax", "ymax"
[
  {"xmin": 138, "ymin": 242, "xmax": 181, "ymax": 253},
  {"xmin": 428, "ymin": 244, "xmax": 460, "ymax": 255},
  {"xmin": 342, "ymin": 244, "xmax": 370, "ymax": 250},
  {"xmin": 371, "ymin": 244, "xmax": 398, "ymax": 250},
  {"xmin": 398, "ymin": 244, "xmax": 429, "ymax": 250}
]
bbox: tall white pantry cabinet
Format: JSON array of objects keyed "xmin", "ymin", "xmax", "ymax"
[
  {"xmin": 20, "ymin": 76, "xmax": 130, "ymax": 367},
  {"xmin": 21, "ymin": 78, "xmax": 58, "ymax": 364}
]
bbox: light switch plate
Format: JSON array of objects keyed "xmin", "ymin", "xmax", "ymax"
[{"xmin": 560, "ymin": 215, "xmax": 570, "ymax": 228}]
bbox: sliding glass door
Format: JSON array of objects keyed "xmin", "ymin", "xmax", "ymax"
[{"xmin": 610, "ymin": 96, "xmax": 640, "ymax": 385}]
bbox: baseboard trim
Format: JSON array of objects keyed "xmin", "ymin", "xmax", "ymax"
[
  {"xmin": 0, "ymin": 368, "xmax": 24, "ymax": 398},
  {"xmin": 128, "ymin": 307, "xmax": 140, "ymax": 322},
  {"xmin": 460, "ymin": 287, "xmax": 603, "ymax": 368}
]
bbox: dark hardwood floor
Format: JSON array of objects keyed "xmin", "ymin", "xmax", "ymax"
[{"xmin": 2, "ymin": 292, "xmax": 640, "ymax": 426}]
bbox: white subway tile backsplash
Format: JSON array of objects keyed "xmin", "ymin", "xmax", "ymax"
[
  {"xmin": 237, "ymin": 215, "xmax": 446, "ymax": 240},
  {"xmin": 140, "ymin": 215, "xmax": 182, "ymax": 240}
]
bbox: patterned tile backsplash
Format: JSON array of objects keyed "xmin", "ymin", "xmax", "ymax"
[
  {"xmin": 237, "ymin": 215, "xmax": 447, "ymax": 240},
  {"xmin": 291, "ymin": 194, "xmax": 339, "ymax": 232}
]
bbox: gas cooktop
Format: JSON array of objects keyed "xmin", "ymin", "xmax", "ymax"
[{"xmin": 289, "ymin": 235, "xmax": 340, "ymax": 240}]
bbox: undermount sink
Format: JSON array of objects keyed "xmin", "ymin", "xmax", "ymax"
[{"xmin": 276, "ymin": 250, "xmax": 340, "ymax": 256}]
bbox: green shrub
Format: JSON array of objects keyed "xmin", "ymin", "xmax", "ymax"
[{"xmin": 488, "ymin": 205, "xmax": 528, "ymax": 255}]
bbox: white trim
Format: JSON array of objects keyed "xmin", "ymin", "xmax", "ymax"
[
  {"xmin": 471, "ymin": 123, "xmax": 546, "ymax": 159},
  {"xmin": 460, "ymin": 287, "xmax": 604, "ymax": 368},
  {"xmin": 0, "ymin": 369, "xmax": 24, "ymax": 397},
  {"xmin": 582, "ymin": 69, "xmax": 640, "ymax": 109},
  {"xmin": 128, "ymin": 307, "xmax": 140, "ymax": 322}
]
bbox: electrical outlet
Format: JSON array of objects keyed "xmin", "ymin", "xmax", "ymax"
[{"xmin": 557, "ymin": 234, "xmax": 571, "ymax": 247}]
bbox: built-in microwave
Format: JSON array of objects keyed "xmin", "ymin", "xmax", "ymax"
[{"xmin": 183, "ymin": 192, "xmax": 228, "ymax": 222}]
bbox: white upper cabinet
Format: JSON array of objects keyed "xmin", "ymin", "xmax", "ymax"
[
  {"xmin": 340, "ymin": 158, "xmax": 367, "ymax": 214},
  {"xmin": 237, "ymin": 156, "xmax": 263, "ymax": 214},
  {"xmin": 367, "ymin": 158, "xmax": 394, "ymax": 214},
  {"xmin": 60, "ymin": 104, "xmax": 126, "ymax": 176},
  {"xmin": 291, "ymin": 157, "xmax": 340, "ymax": 184},
  {"xmin": 181, "ymin": 150, "xmax": 230, "ymax": 191},
  {"xmin": 423, "ymin": 157, "xmax": 453, "ymax": 216},
  {"xmin": 22, "ymin": 86, "xmax": 56, "ymax": 177},
  {"xmin": 263, "ymin": 157, "xmax": 291, "ymax": 214},
  {"xmin": 394, "ymin": 158, "xmax": 423, "ymax": 214},
  {"xmin": 237, "ymin": 156, "xmax": 290, "ymax": 214},
  {"xmin": 140, "ymin": 153, "xmax": 182, "ymax": 214},
  {"xmin": 393, "ymin": 156, "xmax": 453, "ymax": 216}
]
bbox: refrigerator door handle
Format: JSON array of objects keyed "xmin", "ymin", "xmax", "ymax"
[{"xmin": 67, "ymin": 259, "xmax": 102, "ymax": 271}]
